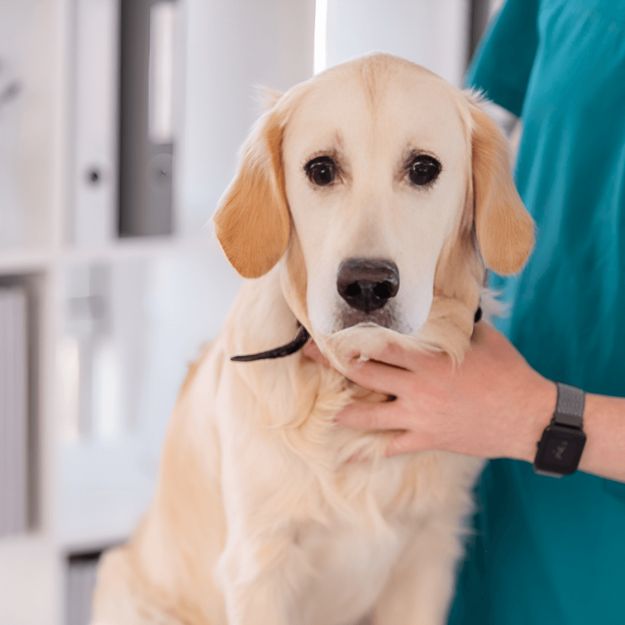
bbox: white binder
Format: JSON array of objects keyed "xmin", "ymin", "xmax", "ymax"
[{"xmin": 70, "ymin": 0, "xmax": 119, "ymax": 245}]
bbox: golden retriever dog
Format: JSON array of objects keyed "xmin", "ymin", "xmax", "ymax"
[{"xmin": 91, "ymin": 53, "xmax": 534, "ymax": 625}]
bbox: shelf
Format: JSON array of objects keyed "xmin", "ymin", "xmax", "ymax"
[
  {"xmin": 0, "ymin": 232, "xmax": 218, "ymax": 275},
  {"xmin": 59, "ymin": 232, "xmax": 212, "ymax": 265},
  {"xmin": 0, "ymin": 248, "xmax": 52, "ymax": 275},
  {"xmin": 57, "ymin": 438, "xmax": 158, "ymax": 554}
]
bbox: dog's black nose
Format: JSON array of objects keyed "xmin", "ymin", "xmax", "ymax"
[{"xmin": 337, "ymin": 258, "xmax": 400, "ymax": 313}]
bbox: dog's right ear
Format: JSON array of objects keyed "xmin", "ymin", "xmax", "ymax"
[{"xmin": 214, "ymin": 105, "xmax": 290, "ymax": 278}]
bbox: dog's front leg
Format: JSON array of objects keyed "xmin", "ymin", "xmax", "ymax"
[
  {"xmin": 217, "ymin": 528, "xmax": 302, "ymax": 625},
  {"xmin": 371, "ymin": 522, "xmax": 463, "ymax": 625}
]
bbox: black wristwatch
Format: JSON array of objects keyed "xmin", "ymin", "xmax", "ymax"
[{"xmin": 534, "ymin": 382, "xmax": 587, "ymax": 477}]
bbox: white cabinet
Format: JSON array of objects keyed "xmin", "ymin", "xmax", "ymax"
[
  {"xmin": 0, "ymin": 0, "xmax": 315, "ymax": 623},
  {"xmin": 0, "ymin": 1, "xmax": 479, "ymax": 623}
]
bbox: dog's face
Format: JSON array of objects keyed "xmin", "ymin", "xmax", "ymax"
[
  {"xmin": 215, "ymin": 55, "xmax": 534, "ymax": 342},
  {"xmin": 282, "ymin": 64, "xmax": 471, "ymax": 335}
]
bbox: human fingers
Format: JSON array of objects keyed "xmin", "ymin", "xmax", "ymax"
[
  {"xmin": 344, "ymin": 359, "xmax": 411, "ymax": 398},
  {"xmin": 336, "ymin": 400, "xmax": 412, "ymax": 432},
  {"xmin": 370, "ymin": 341, "xmax": 449, "ymax": 375}
]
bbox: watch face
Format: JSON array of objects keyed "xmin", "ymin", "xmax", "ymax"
[{"xmin": 535, "ymin": 425, "xmax": 587, "ymax": 476}]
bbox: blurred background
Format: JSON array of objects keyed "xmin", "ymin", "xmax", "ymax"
[{"xmin": 0, "ymin": 0, "xmax": 499, "ymax": 623}]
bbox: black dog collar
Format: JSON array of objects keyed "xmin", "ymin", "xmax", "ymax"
[
  {"xmin": 230, "ymin": 306, "xmax": 483, "ymax": 363},
  {"xmin": 230, "ymin": 325, "xmax": 310, "ymax": 362}
]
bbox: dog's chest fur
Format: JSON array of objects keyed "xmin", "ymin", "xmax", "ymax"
[
  {"xmin": 295, "ymin": 516, "xmax": 406, "ymax": 625},
  {"xmin": 214, "ymin": 335, "xmax": 482, "ymax": 625}
]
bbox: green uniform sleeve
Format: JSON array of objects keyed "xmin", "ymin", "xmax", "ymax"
[{"xmin": 467, "ymin": 0, "xmax": 540, "ymax": 117}]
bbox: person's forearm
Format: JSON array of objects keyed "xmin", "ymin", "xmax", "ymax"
[
  {"xmin": 513, "ymin": 383, "xmax": 625, "ymax": 483},
  {"xmin": 307, "ymin": 324, "xmax": 625, "ymax": 483}
]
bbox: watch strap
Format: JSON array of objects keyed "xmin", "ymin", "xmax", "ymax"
[
  {"xmin": 534, "ymin": 382, "xmax": 587, "ymax": 477},
  {"xmin": 553, "ymin": 382, "xmax": 585, "ymax": 429}
]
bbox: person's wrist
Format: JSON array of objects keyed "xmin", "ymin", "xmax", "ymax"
[{"xmin": 509, "ymin": 375, "xmax": 556, "ymax": 463}]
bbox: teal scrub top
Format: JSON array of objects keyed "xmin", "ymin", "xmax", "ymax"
[{"xmin": 448, "ymin": 1, "xmax": 625, "ymax": 623}]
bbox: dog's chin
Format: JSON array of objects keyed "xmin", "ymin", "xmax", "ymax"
[
  {"xmin": 335, "ymin": 302, "xmax": 412, "ymax": 333},
  {"xmin": 308, "ymin": 301, "xmax": 428, "ymax": 373},
  {"xmin": 316, "ymin": 320, "xmax": 419, "ymax": 375}
]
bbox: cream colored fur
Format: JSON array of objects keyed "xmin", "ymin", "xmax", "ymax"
[{"xmin": 91, "ymin": 54, "xmax": 533, "ymax": 625}]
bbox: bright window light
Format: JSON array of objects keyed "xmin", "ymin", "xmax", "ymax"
[{"xmin": 314, "ymin": 0, "xmax": 328, "ymax": 74}]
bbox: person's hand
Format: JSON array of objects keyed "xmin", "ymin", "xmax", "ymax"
[{"xmin": 304, "ymin": 324, "xmax": 556, "ymax": 461}]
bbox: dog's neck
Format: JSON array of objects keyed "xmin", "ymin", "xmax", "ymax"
[
  {"xmin": 218, "ymin": 268, "xmax": 481, "ymax": 477},
  {"xmin": 223, "ymin": 268, "xmax": 305, "ymax": 366},
  {"xmin": 223, "ymin": 263, "xmax": 480, "ymax": 384}
]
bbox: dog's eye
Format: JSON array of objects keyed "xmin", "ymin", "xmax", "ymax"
[
  {"xmin": 305, "ymin": 156, "xmax": 337, "ymax": 187},
  {"xmin": 407, "ymin": 154, "xmax": 441, "ymax": 187}
]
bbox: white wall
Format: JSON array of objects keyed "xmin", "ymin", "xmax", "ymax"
[
  {"xmin": 177, "ymin": 0, "xmax": 470, "ymax": 238},
  {"xmin": 177, "ymin": 0, "xmax": 316, "ymax": 235},
  {"xmin": 325, "ymin": 0, "xmax": 469, "ymax": 85}
]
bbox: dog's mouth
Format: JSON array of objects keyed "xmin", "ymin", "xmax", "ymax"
[
  {"xmin": 228, "ymin": 314, "xmax": 395, "ymax": 363},
  {"xmin": 337, "ymin": 304, "xmax": 397, "ymax": 332},
  {"xmin": 229, "ymin": 313, "xmax": 401, "ymax": 363},
  {"xmin": 229, "ymin": 304, "xmax": 482, "ymax": 363}
]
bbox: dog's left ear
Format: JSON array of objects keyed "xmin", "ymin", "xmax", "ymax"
[
  {"xmin": 467, "ymin": 94, "xmax": 535, "ymax": 275},
  {"xmin": 214, "ymin": 105, "xmax": 290, "ymax": 278}
]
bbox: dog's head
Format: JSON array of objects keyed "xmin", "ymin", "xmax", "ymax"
[{"xmin": 214, "ymin": 54, "xmax": 533, "ymax": 355}]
